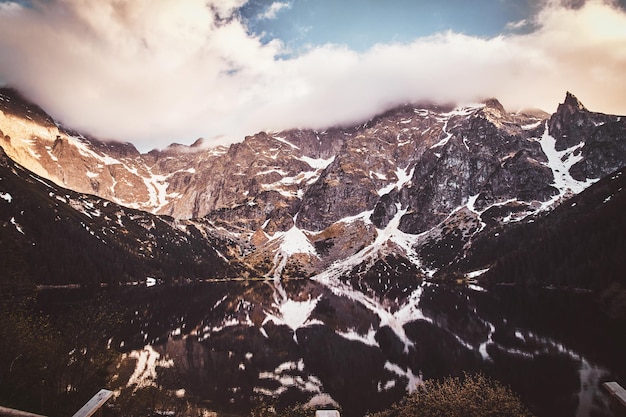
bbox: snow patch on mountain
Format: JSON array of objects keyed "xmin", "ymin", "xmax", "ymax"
[
  {"xmin": 258, "ymin": 156, "xmax": 334, "ymax": 199},
  {"xmin": 276, "ymin": 225, "xmax": 317, "ymax": 257},
  {"xmin": 142, "ymin": 171, "xmax": 175, "ymax": 213},
  {"xmin": 21, "ymin": 138, "xmax": 41, "ymax": 159},
  {"xmin": 272, "ymin": 136, "xmax": 300, "ymax": 150},
  {"xmin": 522, "ymin": 121, "xmax": 543, "ymax": 130},
  {"xmin": 378, "ymin": 166, "xmax": 415, "ymax": 196},
  {"xmin": 449, "ymin": 103, "xmax": 486, "ymax": 116},
  {"xmin": 430, "ymin": 119, "xmax": 452, "ymax": 149},
  {"xmin": 268, "ymin": 222, "xmax": 318, "ymax": 278},
  {"xmin": 538, "ymin": 123, "xmax": 597, "ymax": 206},
  {"xmin": 298, "ymin": 155, "xmax": 335, "ymax": 170},
  {"xmin": 70, "ymin": 135, "xmax": 123, "ymax": 166},
  {"xmin": 431, "ymin": 103, "xmax": 490, "ymax": 150},
  {"xmin": 307, "ymin": 206, "xmax": 422, "ymax": 284}
]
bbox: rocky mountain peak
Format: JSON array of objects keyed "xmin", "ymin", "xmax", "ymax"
[
  {"xmin": 483, "ymin": 98, "xmax": 507, "ymax": 114},
  {"xmin": 478, "ymin": 98, "xmax": 511, "ymax": 127},
  {"xmin": 552, "ymin": 92, "xmax": 588, "ymax": 120},
  {"xmin": 170, "ymin": 137, "xmax": 220, "ymax": 152},
  {"xmin": 561, "ymin": 91, "xmax": 587, "ymax": 112},
  {"xmin": 548, "ymin": 91, "xmax": 624, "ymax": 160},
  {"xmin": 551, "ymin": 92, "xmax": 589, "ymax": 125}
]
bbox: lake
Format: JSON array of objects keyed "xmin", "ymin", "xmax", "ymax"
[{"xmin": 36, "ymin": 278, "xmax": 626, "ymax": 417}]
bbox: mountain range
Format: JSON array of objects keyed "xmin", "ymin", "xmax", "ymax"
[{"xmin": 1, "ymin": 88, "xmax": 625, "ymax": 297}]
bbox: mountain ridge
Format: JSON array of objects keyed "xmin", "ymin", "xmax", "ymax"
[{"xmin": 1, "ymin": 88, "xmax": 625, "ymax": 286}]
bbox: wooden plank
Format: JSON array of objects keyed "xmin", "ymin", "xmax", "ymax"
[
  {"xmin": 603, "ymin": 381, "xmax": 626, "ymax": 408},
  {"xmin": 71, "ymin": 389, "xmax": 114, "ymax": 417},
  {"xmin": 0, "ymin": 406, "xmax": 47, "ymax": 417},
  {"xmin": 315, "ymin": 410, "xmax": 340, "ymax": 417}
]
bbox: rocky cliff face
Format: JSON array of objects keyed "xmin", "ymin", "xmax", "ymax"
[
  {"xmin": 0, "ymin": 145, "xmax": 250, "ymax": 285},
  {"xmin": 548, "ymin": 92, "xmax": 626, "ymax": 181},
  {"xmin": 1, "ymin": 87, "xmax": 625, "ymax": 280}
]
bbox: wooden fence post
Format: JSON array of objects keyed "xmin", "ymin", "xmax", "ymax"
[
  {"xmin": 603, "ymin": 382, "xmax": 626, "ymax": 410},
  {"xmin": 71, "ymin": 389, "xmax": 114, "ymax": 417}
]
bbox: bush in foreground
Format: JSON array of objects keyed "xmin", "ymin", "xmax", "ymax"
[{"xmin": 370, "ymin": 373, "xmax": 533, "ymax": 417}]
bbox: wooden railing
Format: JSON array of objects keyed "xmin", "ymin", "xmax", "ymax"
[
  {"xmin": 0, "ymin": 389, "xmax": 112, "ymax": 417},
  {"xmin": 603, "ymin": 381, "xmax": 626, "ymax": 410},
  {"xmin": 0, "ymin": 406, "xmax": 47, "ymax": 417}
]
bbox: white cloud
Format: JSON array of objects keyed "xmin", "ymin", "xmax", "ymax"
[
  {"xmin": 505, "ymin": 18, "xmax": 529, "ymax": 30},
  {"xmin": 0, "ymin": 1, "xmax": 22, "ymax": 13},
  {"xmin": 0, "ymin": 0, "xmax": 625, "ymax": 151},
  {"xmin": 259, "ymin": 1, "xmax": 291, "ymax": 20}
]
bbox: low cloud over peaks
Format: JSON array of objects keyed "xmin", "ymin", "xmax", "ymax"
[{"xmin": 0, "ymin": 0, "xmax": 625, "ymax": 151}]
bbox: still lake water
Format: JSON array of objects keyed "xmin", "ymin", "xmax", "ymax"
[{"xmin": 37, "ymin": 280, "xmax": 626, "ymax": 417}]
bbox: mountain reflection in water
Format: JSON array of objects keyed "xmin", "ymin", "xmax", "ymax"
[{"xmin": 37, "ymin": 280, "xmax": 626, "ymax": 417}]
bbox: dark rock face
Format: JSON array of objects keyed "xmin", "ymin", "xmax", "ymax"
[
  {"xmin": 549, "ymin": 92, "xmax": 595, "ymax": 151},
  {"xmin": 548, "ymin": 92, "xmax": 626, "ymax": 181},
  {"xmin": 571, "ymin": 122, "xmax": 626, "ymax": 181},
  {"xmin": 477, "ymin": 165, "xmax": 626, "ymax": 291},
  {"xmin": 297, "ymin": 155, "xmax": 380, "ymax": 231},
  {"xmin": 371, "ymin": 192, "xmax": 399, "ymax": 229},
  {"xmin": 397, "ymin": 100, "xmax": 556, "ymax": 234}
]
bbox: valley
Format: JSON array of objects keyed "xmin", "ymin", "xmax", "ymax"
[{"xmin": 1, "ymin": 88, "xmax": 625, "ymax": 416}]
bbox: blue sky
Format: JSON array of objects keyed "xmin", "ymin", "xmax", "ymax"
[
  {"xmin": 0, "ymin": 0, "xmax": 625, "ymax": 150},
  {"xmin": 241, "ymin": 0, "xmax": 537, "ymax": 51}
]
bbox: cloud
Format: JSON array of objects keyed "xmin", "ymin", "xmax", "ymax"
[
  {"xmin": 505, "ymin": 18, "xmax": 530, "ymax": 31},
  {"xmin": 259, "ymin": 1, "xmax": 291, "ymax": 20},
  {"xmin": 0, "ymin": 0, "xmax": 625, "ymax": 151}
]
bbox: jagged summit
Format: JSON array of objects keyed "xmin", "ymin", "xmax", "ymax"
[
  {"xmin": 559, "ymin": 91, "xmax": 587, "ymax": 113},
  {"xmin": 482, "ymin": 97, "xmax": 507, "ymax": 114},
  {"xmin": 478, "ymin": 97, "xmax": 510, "ymax": 126},
  {"xmin": 548, "ymin": 92, "xmax": 626, "ymax": 175},
  {"xmin": 191, "ymin": 137, "xmax": 207, "ymax": 148}
]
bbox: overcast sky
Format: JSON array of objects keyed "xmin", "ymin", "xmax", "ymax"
[{"xmin": 0, "ymin": 0, "xmax": 625, "ymax": 151}]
